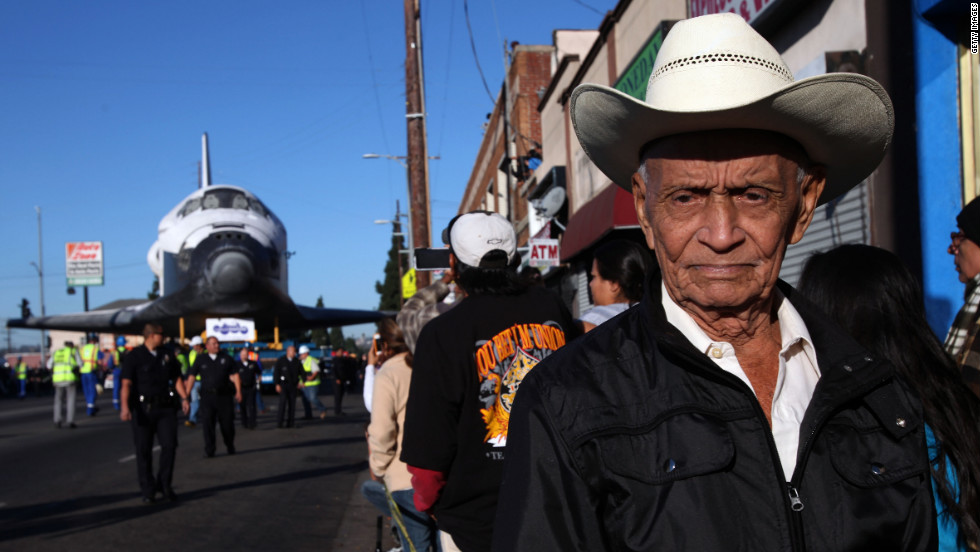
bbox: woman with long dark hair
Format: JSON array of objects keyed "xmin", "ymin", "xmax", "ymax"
[
  {"xmin": 580, "ymin": 239, "xmax": 653, "ymax": 332},
  {"xmin": 798, "ymin": 244, "xmax": 980, "ymax": 550}
]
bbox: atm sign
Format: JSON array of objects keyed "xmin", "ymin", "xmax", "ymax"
[{"xmin": 529, "ymin": 239, "xmax": 560, "ymax": 267}]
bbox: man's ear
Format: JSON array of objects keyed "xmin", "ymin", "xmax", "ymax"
[
  {"xmin": 632, "ymin": 170, "xmax": 656, "ymax": 250},
  {"xmin": 789, "ymin": 165, "xmax": 827, "ymax": 245}
]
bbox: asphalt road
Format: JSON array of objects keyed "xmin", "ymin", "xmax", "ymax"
[{"xmin": 0, "ymin": 389, "xmax": 393, "ymax": 552}]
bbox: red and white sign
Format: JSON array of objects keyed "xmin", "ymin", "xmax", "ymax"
[
  {"xmin": 689, "ymin": 0, "xmax": 778, "ymax": 25},
  {"xmin": 528, "ymin": 239, "xmax": 560, "ymax": 268},
  {"xmin": 66, "ymin": 241, "xmax": 104, "ymax": 286}
]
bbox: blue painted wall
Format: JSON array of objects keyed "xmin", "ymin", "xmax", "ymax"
[{"xmin": 913, "ymin": 0, "xmax": 966, "ymax": 336}]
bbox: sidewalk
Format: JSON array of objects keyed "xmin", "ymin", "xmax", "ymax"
[{"xmin": 331, "ymin": 468, "xmax": 400, "ymax": 551}]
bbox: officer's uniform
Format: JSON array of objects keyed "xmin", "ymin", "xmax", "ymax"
[
  {"xmin": 121, "ymin": 344, "xmax": 183, "ymax": 500},
  {"xmin": 188, "ymin": 350, "xmax": 237, "ymax": 456},
  {"xmin": 237, "ymin": 356, "xmax": 261, "ymax": 429},
  {"xmin": 273, "ymin": 354, "xmax": 304, "ymax": 428}
]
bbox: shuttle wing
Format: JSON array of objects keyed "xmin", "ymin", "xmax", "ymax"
[{"xmin": 7, "ymin": 288, "xmax": 389, "ymax": 336}]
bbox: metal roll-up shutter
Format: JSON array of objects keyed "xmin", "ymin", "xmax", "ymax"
[{"xmin": 781, "ymin": 181, "xmax": 871, "ymax": 286}]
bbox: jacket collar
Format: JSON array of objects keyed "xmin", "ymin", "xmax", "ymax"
[{"xmin": 637, "ymin": 266, "xmax": 914, "ymax": 439}]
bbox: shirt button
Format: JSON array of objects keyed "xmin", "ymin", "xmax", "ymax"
[{"xmin": 710, "ymin": 347, "xmax": 723, "ymax": 359}]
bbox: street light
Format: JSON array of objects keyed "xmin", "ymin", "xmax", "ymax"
[{"xmin": 32, "ymin": 206, "xmax": 47, "ymax": 367}]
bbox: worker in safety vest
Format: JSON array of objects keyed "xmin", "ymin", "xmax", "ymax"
[
  {"xmin": 300, "ymin": 346, "xmax": 327, "ymax": 419},
  {"xmin": 16, "ymin": 356, "xmax": 27, "ymax": 399},
  {"xmin": 79, "ymin": 335, "xmax": 102, "ymax": 416},
  {"xmin": 185, "ymin": 336, "xmax": 204, "ymax": 427},
  {"xmin": 49, "ymin": 341, "xmax": 82, "ymax": 428},
  {"xmin": 110, "ymin": 336, "xmax": 128, "ymax": 410}
]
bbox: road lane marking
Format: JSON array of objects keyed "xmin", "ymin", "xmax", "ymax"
[{"xmin": 119, "ymin": 445, "xmax": 161, "ymax": 463}]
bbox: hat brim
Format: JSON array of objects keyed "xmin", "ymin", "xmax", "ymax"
[{"xmin": 571, "ymin": 72, "xmax": 894, "ymax": 205}]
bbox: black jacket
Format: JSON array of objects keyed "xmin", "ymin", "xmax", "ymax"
[
  {"xmin": 273, "ymin": 355, "xmax": 304, "ymax": 387},
  {"xmin": 493, "ymin": 276, "xmax": 936, "ymax": 551}
]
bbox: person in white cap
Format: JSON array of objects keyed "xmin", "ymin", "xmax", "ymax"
[
  {"xmin": 298, "ymin": 345, "xmax": 327, "ymax": 419},
  {"xmin": 400, "ymin": 210, "xmax": 580, "ymax": 552},
  {"xmin": 493, "ymin": 13, "xmax": 935, "ymax": 551},
  {"xmin": 184, "ymin": 335, "xmax": 205, "ymax": 427}
]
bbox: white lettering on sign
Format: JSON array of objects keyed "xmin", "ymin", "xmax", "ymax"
[
  {"xmin": 529, "ymin": 239, "xmax": 560, "ymax": 267},
  {"xmin": 689, "ymin": 0, "xmax": 777, "ymax": 25},
  {"xmin": 66, "ymin": 241, "xmax": 104, "ymax": 286}
]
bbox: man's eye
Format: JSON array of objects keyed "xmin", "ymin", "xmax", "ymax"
[{"xmin": 740, "ymin": 189, "xmax": 769, "ymax": 202}]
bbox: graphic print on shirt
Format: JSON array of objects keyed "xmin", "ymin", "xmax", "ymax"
[{"xmin": 475, "ymin": 321, "xmax": 567, "ymax": 447}]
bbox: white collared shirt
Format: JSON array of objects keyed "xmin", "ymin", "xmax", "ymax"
[{"xmin": 661, "ymin": 283, "xmax": 820, "ymax": 481}]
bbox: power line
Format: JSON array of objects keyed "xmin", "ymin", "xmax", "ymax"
[
  {"xmin": 570, "ymin": 0, "xmax": 604, "ymax": 15},
  {"xmin": 360, "ymin": 0, "xmax": 392, "ymax": 156},
  {"xmin": 463, "ymin": 0, "xmax": 496, "ymax": 104}
]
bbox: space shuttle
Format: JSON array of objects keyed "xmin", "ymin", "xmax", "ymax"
[{"xmin": 8, "ymin": 134, "xmax": 387, "ymax": 337}]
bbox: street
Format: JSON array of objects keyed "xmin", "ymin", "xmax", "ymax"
[{"xmin": 0, "ymin": 391, "xmax": 387, "ymax": 551}]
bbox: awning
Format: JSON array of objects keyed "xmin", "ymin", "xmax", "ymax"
[{"xmin": 560, "ymin": 184, "xmax": 640, "ymax": 261}]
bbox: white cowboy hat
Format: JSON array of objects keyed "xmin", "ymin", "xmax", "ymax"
[{"xmin": 570, "ymin": 13, "xmax": 894, "ymax": 204}]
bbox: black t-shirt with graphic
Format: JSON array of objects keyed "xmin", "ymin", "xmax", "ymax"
[{"xmin": 401, "ymin": 285, "xmax": 579, "ymax": 552}]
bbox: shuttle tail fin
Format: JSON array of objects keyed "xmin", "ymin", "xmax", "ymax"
[{"xmin": 200, "ymin": 132, "xmax": 212, "ymax": 188}]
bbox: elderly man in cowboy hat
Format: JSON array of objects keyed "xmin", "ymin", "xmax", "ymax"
[{"xmin": 492, "ymin": 13, "xmax": 936, "ymax": 551}]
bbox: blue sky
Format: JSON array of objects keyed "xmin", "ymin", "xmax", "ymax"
[{"xmin": 0, "ymin": 0, "xmax": 612, "ymax": 347}]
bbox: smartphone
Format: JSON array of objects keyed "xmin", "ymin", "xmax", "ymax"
[
  {"xmin": 414, "ymin": 248, "xmax": 451, "ymax": 271},
  {"xmin": 373, "ymin": 334, "xmax": 383, "ymax": 352}
]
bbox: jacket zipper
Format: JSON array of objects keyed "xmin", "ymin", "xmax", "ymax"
[{"xmin": 667, "ymin": 343, "xmax": 890, "ymax": 551}]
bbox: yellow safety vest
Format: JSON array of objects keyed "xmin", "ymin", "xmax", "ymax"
[
  {"xmin": 114, "ymin": 346, "xmax": 127, "ymax": 367},
  {"xmin": 178, "ymin": 352, "xmax": 189, "ymax": 376},
  {"xmin": 17, "ymin": 362, "xmax": 27, "ymax": 380},
  {"xmin": 302, "ymin": 356, "xmax": 319, "ymax": 386},
  {"xmin": 52, "ymin": 347, "xmax": 77, "ymax": 384},
  {"xmin": 80, "ymin": 343, "xmax": 99, "ymax": 374},
  {"xmin": 189, "ymin": 349, "xmax": 201, "ymax": 381}
]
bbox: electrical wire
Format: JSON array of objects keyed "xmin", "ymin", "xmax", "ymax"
[
  {"xmin": 463, "ymin": 0, "xmax": 496, "ymax": 104},
  {"xmin": 571, "ymin": 0, "xmax": 604, "ymax": 15},
  {"xmin": 360, "ymin": 0, "xmax": 392, "ymax": 155}
]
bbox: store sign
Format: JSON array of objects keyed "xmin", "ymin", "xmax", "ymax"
[
  {"xmin": 689, "ymin": 0, "xmax": 778, "ymax": 25},
  {"xmin": 206, "ymin": 318, "xmax": 256, "ymax": 342},
  {"xmin": 614, "ymin": 21, "xmax": 674, "ymax": 100},
  {"xmin": 528, "ymin": 239, "xmax": 560, "ymax": 267},
  {"xmin": 65, "ymin": 241, "xmax": 104, "ymax": 286}
]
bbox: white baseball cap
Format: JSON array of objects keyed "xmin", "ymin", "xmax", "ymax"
[
  {"xmin": 445, "ymin": 211, "xmax": 517, "ymax": 269},
  {"xmin": 298, "ymin": 345, "xmax": 310, "ymax": 355},
  {"xmin": 189, "ymin": 336, "xmax": 203, "ymax": 347}
]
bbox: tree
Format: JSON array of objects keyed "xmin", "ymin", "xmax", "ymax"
[
  {"xmin": 310, "ymin": 296, "xmax": 328, "ymax": 347},
  {"xmin": 147, "ymin": 275, "xmax": 160, "ymax": 300},
  {"xmin": 375, "ymin": 219, "xmax": 407, "ymax": 311}
]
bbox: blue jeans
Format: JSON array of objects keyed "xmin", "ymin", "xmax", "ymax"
[
  {"xmin": 81, "ymin": 372, "xmax": 98, "ymax": 414},
  {"xmin": 112, "ymin": 368, "xmax": 122, "ymax": 410},
  {"xmin": 302, "ymin": 386, "xmax": 327, "ymax": 416},
  {"xmin": 189, "ymin": 381, "xmax": 201, "ymax": 423},
  {"xmin": 360, "ymin": 480, "xmax": 440, "ymax": 552},
  {"xmin": 18, "ymin": 379, "xmax": 26, "ymax": 398}
]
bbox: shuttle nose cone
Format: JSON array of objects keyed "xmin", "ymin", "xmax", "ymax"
[{"xmin": 208, "ymin": 251, "xmax": 255, "ymax": 295}]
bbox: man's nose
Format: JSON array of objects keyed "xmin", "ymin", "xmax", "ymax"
[{"xmin": 696, "ymin": 196, "xmax": 745, "ymax": 251}]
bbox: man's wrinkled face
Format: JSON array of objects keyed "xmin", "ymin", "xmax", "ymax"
[
  {"xmin": 286, "ymin": 346, "xmax": 296, "ymax": 359},
  {"xmin": 951, "ymin": 230, "xmax": 980, "ymax": 283},
  {"xmin": 633, "ymin": 130, "xmax": 825, "ymax": 317},
  {"xmin": 206, "ymin": 337, "xmax": 220, "ymax": 354}
]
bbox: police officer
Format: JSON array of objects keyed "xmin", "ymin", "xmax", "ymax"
[
  {"xmin": 236, "ymin": 346, "xmax": 261, "ymax": 429},
  {"xmin": 187, "ymin": 336, "xmax": 241, "ymax": 457},
  {"xmin": 79, "ymin": 334, "xmax": 101, "ymax": 416},
  {"xmin": 273, "ymin": 345, "xmax": 304, "ymax": 428},
  {"xmin": 120, "ymin": 323, "xmax": 189, "ymax": 503}
]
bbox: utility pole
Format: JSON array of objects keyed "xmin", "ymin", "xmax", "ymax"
[{"xmin": 404, "ymin": 0, "xmax": 432, "ymax": 288}]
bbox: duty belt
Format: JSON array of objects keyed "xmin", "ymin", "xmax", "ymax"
[{"xmin": 139, "ymin": 391, "xmax": 177, "ymax": 407}]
